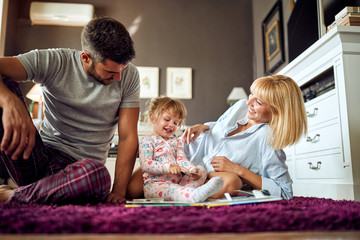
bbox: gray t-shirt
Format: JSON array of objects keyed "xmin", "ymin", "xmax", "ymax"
[{"xmin": 17, "ymin": 48, "xmax": 140, "ymax": 163}]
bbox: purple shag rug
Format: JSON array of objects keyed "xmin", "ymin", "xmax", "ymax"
[{"xmin": 0, "ymin": 197, "xmax": 359, "ymax": 234}]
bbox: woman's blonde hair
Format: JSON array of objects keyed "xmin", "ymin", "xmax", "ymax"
[
  {"xmin": 250, "ymin": 75, "xmax": 307, "ymax": 150},
  {"xmin": 148, "ymin": 96, "xmax": 187, "ymax": 128}
]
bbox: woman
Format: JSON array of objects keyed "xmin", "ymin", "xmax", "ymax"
[{"xmin": 127, "ymin": 75, "xmax": 307, "ymax": 200}]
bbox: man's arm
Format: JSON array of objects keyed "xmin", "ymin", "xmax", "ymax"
[
  {"xmin": 0, "ymin": 57, "xmax": 36, "ymax": 160},
  {"xmin": 107, "ymin": 107, "xmax": 139, "ymax": 203},
  {"xmin": 0, "ymin": 57, "xmax": 28, "ymax": 81}
]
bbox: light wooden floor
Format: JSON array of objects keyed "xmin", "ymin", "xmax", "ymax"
[{"xmin": 1, "ymin": 231, "xmax": 360, "ymax": 240}]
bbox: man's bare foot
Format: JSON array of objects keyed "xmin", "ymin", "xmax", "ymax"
[{"xmin": 0, "ymin": 185, "xmax": 14, "ymax": 201}]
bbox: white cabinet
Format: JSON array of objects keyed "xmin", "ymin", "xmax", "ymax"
[
  {"xmin": 105, "ymin": 157, "xmax": 116, "ymax": 186},
  {"xmin": 105, "ymin": 157, "xmax": 140, "ymax": 187},
  {"xmin": 105, "ymin": 125, "xmax": 151, "ymax": 186},
  {"xmin": 278, "ymin": 26, "xmax": 360, "ymax": 201}
]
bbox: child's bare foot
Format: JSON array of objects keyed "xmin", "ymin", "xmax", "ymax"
[{"xmin": 0, "ymin": 185, "xmax": 14, "ymax": 201}]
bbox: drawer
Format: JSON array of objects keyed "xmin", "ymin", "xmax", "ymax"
[
  {"xmin": 295, "ymin": 122, "xmax": 342, "ymax": 155},
  {"xmin": 305, "ymin": 91, "xmax": 339, "ymax": 127},
  {"xmin": 295, "ymin": 153, "xmax": 343, "ymax": 179}
]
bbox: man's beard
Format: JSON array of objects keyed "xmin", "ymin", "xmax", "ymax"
[{"xmin": 88, "ymin": 63, "xmax": 113, "ymax": 85}]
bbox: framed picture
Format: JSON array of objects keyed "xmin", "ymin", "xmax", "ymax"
[
  {"xmin": 265, "ymin": 21, "xmax": 280, "ymax": 61},
  {"xmin": 166, "ymin": 67, "xmax": 192, "ymax": 99},
  {"xmin": 137, "ymin": 66, "xmax": 159, "ymax": 99},
  {"xmin": 262, "ymin": 0, "xmax": 285, "ymax": 75},
  {"xmin": 290, "ymin": 0, "xmax": 297, "ymax": 11}
]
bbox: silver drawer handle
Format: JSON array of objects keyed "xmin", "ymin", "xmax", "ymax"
[
  {"xmin": 308, "ymin": 161, "xmax": 321, "ymax": 170},
  {"xmin": 307, "ymin": 108, "xmax": 318, "ymax": 118},
  {"xmin": 306, "ymin": 134, "xmax": 320, "ymax": 143}
]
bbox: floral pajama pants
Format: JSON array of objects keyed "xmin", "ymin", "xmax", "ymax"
[{"xmin": 144, "ymin": 165, "xmax": 207, "ymax": 201}]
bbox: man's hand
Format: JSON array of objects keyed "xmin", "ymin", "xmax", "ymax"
[
  {"xmin": 181, "ymin": 124, "xmax": 210, "ymax": 144},
  {"xmin": 106, "ymin": 191, "xmax": 126, "ymax": 204},
  {"xmin": 0, "ymin": 57, "xmax": 32, "ymax": 159},
  {"xmin": 1, "ymin": 89, "xmax": 36, "ymax": 160}
]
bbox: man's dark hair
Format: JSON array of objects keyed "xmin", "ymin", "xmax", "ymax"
[{"xmin": 81, "ymin": 17, "xmax": 135, "ymax": 65}]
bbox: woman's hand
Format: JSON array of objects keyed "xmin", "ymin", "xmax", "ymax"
[
  {"xmin": 210, "ymin": 156, "xmax": 239, "ymax": 173},
  {"xmin": 181, "ymin": 124, "xmax": 210, "ymax": 144},
  {"xmin": 211, "ymin": 156, "xmax": 262, "ymax": 190},
  {"xmin": 169, "ymin": 165, "xmax": 181, "ymax": 175}
]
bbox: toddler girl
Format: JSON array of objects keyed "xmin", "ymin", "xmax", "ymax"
[{"xmin": 139, "ymin": 96, "xmax": 223, "ymax": 202}]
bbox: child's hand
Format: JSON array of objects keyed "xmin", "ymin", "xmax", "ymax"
[
  {"xmin": 169, "ymin": 165, "xmax": 181, "ymax": 175},
  {"xmin": 190, "ymin": 168, "xmax": 201, "ymax": 181},
  {"xmin": 180, "ymin": 167, "xmax": 201, "ymax": 180}
]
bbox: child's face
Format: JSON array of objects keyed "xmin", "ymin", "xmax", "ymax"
[{"xmin": 152, "ymin": 111, "xmax": 181, "ymax": 140}]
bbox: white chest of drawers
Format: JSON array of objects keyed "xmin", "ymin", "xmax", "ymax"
[{"xmin": 278, "ymin": 26, "xmax": 360, "ymax": 201}]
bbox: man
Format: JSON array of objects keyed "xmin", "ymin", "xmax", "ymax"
[{"xmin": 0, "ymin": 17, "xmax": 140, "ymax": 204}]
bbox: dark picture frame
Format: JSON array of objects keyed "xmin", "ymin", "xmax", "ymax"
[
  {"xmin": 290, "ymin": 0, "xmax": 297, "ymax": 11},
  {"xmin": 266, "ymin": 21, "xmax": 280, "ymax": 61},
  {"xmin": 262, "ymin": 0, "xmax": 285, "ymax": 75}
]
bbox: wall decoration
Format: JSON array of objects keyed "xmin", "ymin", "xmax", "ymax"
[
  {"xmin": 290, "ymin": 0, "xmax": 297, "ymax": 11},
  {"xmin": 262, "ymin": 0, "xmax": 285, "ymax": 75},
  {"xmin": 265, "ymin": 21, "xmax": 281, "ymax": 62},
  {"xmin": 137, "ymin": 66, "xmax": 159, "ymax": 99},
  {"xmin": 166, "ymin": 67, "xmax": 192, "ymax": 99}
]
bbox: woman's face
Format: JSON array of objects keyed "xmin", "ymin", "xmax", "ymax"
[{"xmin": 246, "ymin": 93, "xmax": 272, "ymax": 124}]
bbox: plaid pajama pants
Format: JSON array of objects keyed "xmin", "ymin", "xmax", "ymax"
[{"xmin": 0, "ymin": 77, "xmax": 111, "ymax": 205}]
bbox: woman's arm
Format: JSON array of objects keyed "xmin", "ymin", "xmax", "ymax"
[
  {"xmin": 210, "ymin": 152, "xmax": 292, "ymax": 199},
  {"xmin": 181, "ymin": 124, "xmax": 210, "ymax": 144},
  {"xmin": 261, "ymin": 150, "xmax": 293, "ymax": 199},
  {"xmin": 210, "ymin": 156, "xmax": 262, "ymax": 189}
]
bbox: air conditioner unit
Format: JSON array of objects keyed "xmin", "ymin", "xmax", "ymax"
[{"xmin": 30, "ymin": 2, "xmax": 94, "ymax": 27}]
